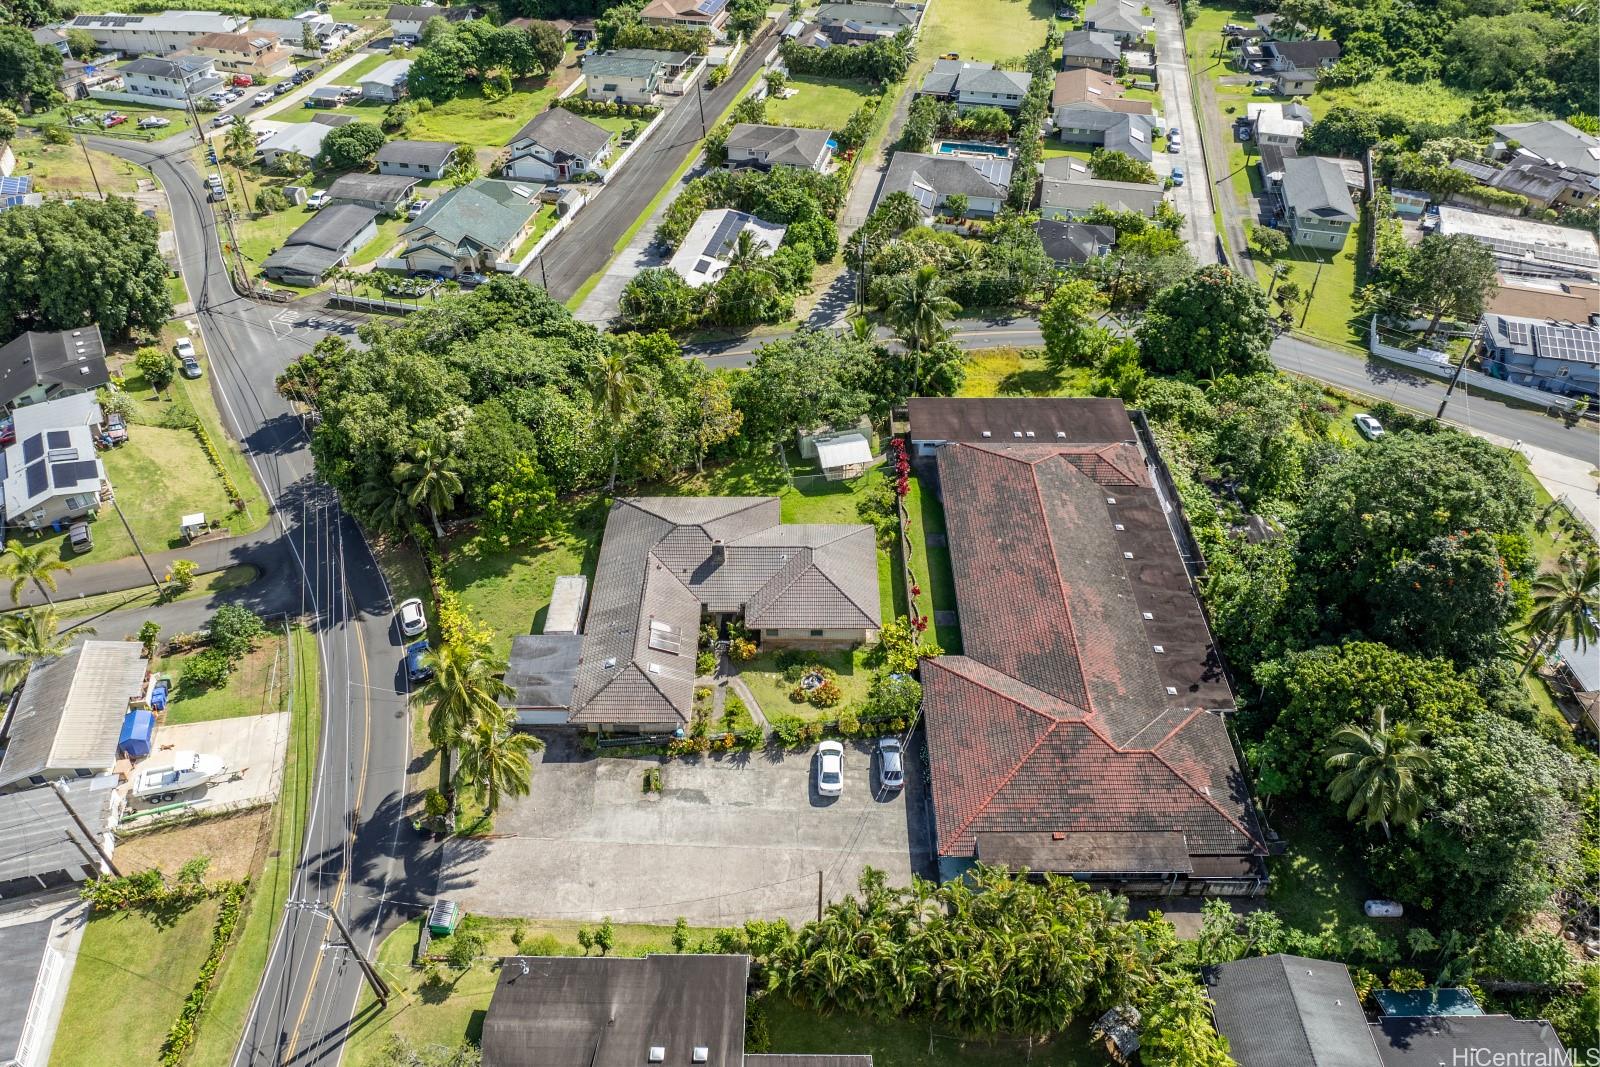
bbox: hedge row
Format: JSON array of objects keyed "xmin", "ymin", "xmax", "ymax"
[{"xmin": 160, "ymin": 880, "xmax": 250, "ymax": 1065}]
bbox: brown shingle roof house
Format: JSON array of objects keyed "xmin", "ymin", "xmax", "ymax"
[
  {"xmin": 908, "ymin": 397, "xmax": 1268, "ymax": 892},
  {"xmin": 503, "ymin": 497, "xmax": 881, "ymax": 733}
]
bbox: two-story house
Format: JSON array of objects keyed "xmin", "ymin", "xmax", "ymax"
[
  {"xmin": 1261, "ymin": 39, "xmax": 1340, "ymax": 95},
  {"xmin": 65, "ymin": 10, "xmax": 247, "ymax": 55},
  {"xmin": 1, "ymin": 394, "xmax": 111, "ymax": 532},
  {"xmin": 1080, "ymin": 0, "xmax": 1152, "ymax": 45},
  {"xmin": 113, "ymin": 54, "xmax": 223, "ymax": 107},
  {"xmin": 813, "ymin": 0, "xmax": 920, "ymax": 43},
  {"xmin": 247, "ymin": 16, "xmax": 355, "ymax": 56},
  {"xmin": 918, "ymin": 59, "xmax": 1032, "ymax": 112},
  {"xmin": 638, "ymin": 0, "xmax": 730, "ymax": 41},
  {"xmin": 385, "ymin": 3, "xmax": 477, "ymax": 43},
  {"xmin": 504, "ymin": 107, "xmax": 616, "ymax": 182},
  {"xmin": 1273, "ymin": 155, "xmax": 1356, "ymax": 247},
  {"xmin": 189, "ymin": 30, "xmax": 293, "ymax": 80},
  {"xmin": 1060, "ymin": 29, "xmax": 1122, "ymax": 72},
  {"xmin": 880, "ymin": 151, "xmax": 1013, "ymax": 218},
  {"xmin": 1481, "ymin": 313, "xmax": 1600, "ymax": 400},
  {"xmin": 1246, "ymin": 101, "xmax": 1311, "ymax": 149},
  {"xmin": 359, "ymin": 58, "xmax": 413, "ymax": 101},
  {"xmin": 582, "ymin": 49, "xmax": 693, "ymax": 104}
]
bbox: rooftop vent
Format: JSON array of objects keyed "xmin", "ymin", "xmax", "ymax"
[
  {"xmin": 1114, "ymin": 523, "xmax": 1124, "ymax": 531},
  {"xmin": 1142, "ymin": 611, "xmax": 1153, "ymax": 620},
  {"xmin": 1105, "ymin": 497, "xmax": 1116, "ymax": 505},
  {"xmin": 648, "ymin": 1049, "xmax": 665, "ymax": 1064},
  {"xmin": 1122, "ymin": 551, "xmax": 1133, "ymax": 559},
  {"xmin": 1024, "ymin": 431, "xmax": 1035, "ymax": 438},
  {"xmin": 711, "ymin": 538, "xmax": 726, "ymax": 563},
  {"xmin": 693, "ymin": 1049, "xmax": 709, "ymax": 1063},
  {"xmin": 1152, "ymin": 644, "xmax": 1165, "ymax": 653},
  {"xmin": 602, "ymin": 657, "xmax": 618, "ymax": 669},
  {"xmin": 980, "ymin": 430, "xmax": 991, "ymax": 438},
  {"xmin": 647, "ymin": 663, "xmax": 661, "ymax": 674},
  {"xmin": 1012, "ymin": 430, "xmax": 1022, "ymax": 438},
  {"xmin": 1165, "ymin": 686, "xmax": 1178, "ymax": 695}
]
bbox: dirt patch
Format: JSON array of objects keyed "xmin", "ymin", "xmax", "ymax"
[{"xmin": 116, "ymin": 808, "xmax": 271, "ymax": 882}]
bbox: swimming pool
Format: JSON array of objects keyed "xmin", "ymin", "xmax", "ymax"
[{"xmin": 936, "ymin": 141, "xmax": 1012, "ymax": 158}]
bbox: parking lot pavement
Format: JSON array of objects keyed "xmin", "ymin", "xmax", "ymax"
[
  {"xmin": 438, "ymin": 736, "xmax": 933, "ymax": 926},
  {"xmin": 122, "ymin": 711, "xmax": 291, "ymax": 820}
]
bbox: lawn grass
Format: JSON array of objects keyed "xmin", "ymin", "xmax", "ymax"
[
  {"xmin": 9, "ymin": 132, "xmax": 149, "ymax": 196},
  {"xmin": 103, "ymin": 423, "xmax": 242, "ymax": 546},
  {"xmin": 510, "ymin": 204, "xmax": 561, "ymax": 261},
  {"xmin": 20, "ymin": 101, "xmax": 197, "ymax": 142},
  {"xmin": 766, "ymin": 75, "xmax": 874, "ymax": 131},
  {"xmin": 1038, "ymin": 140, "xmax": 1096, "ymax": 162},
  {"xmin": 344, "ymin": 916, "xmax": 722, "ymax": 1066},
  {"xmin": 1266, "ymin": 811, "xmax": 1410, "ymax": 938},
  {"xmin": 764, "ymin": 999, "xmax": 1102, "ymax": 1066},
  {"xmin": 156, "ymin": 627, "xmax": 292, "ymax": 724},
  {"xmin": 48, "ymin": 897, "xmax": 224, "ymax": 1067},
  {"xmin": 1252, "ymin": 220, "xmax": 1364, "ymax": 351},
  {"xmin": 409, "ymin": 76, "xmax": 567, "ymax": 146},
  {"xmin": 917, "ymin": 0, "xmax": 1056, "ymax": 64},
  {"xmin": 737, "ymin": 647, "xmax": 876, "ymax": 720},
  {"xmin": 902, "ymin": 476, "xmax": 960, "ymax": 652},
  {"xmin": 187, "ymin": 626, "xmax": 321, "ymax": 1066},
  {"xmin": 957, "ymin": 347, "xmax": 1092, "ymax": 398}
]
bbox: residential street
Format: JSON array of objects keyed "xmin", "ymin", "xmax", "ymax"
[{"xmin": 1151, "ymin": 0, "xmax": 1219, "ymax": 262}]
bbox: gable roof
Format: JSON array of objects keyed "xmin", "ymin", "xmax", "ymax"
[
  {"xmin": 1280, "ymin": 155, "xmax": 1357, "ymax": 221},
  {"xmin": 511, "ymin": 107, "xmax": 615, "ymax": 160},
  {"xmin": 816, "ymin": 0, "xmax": 914, "ymax": 24},
  {"xmin": 359, "ymin": 57, "xmax": 412, "ymax": 86},
  {"xmin": 0, "ymin": 326, "xmax": 108, "ymax": 409},
  {"xmin": 1494, "ymin": 119, "xmax": 1600, "ymax": 178},
  {"xmin": 1054, "ymin": 106, "xmax": 1155, "ymax": 159},
  {"xmin": 917, "ymin": 402, "xmax": 1266, "ymax": 876},
  {"xmin": 1206, "ymin": 955, "xmax": 1383, "ymax": 1067},
  {"xmin": 640, "ymin": 0, "xmax": 728, "ymax": 20},
  {"xmin": 401, "ymin": 179, "xmax": 538, "ymax": 254},
  {"xmin": 725, "ymin": 123, "xmax": 833, "ymax": 167},
  {"xmin": 283, "ymin": 202, "xmax": 380, "ymax": 251},
  {"xmin": 583, "ymin": 48, "xmax": 685, "ymax": 78},
  {"xmin": 882, "ymin": 151, "xmax": 1012, "ymax": 212},
  {"xmin": 1038, "ymin": 169, "xmax": 1167, "ymax": 215},
  {"xmin": 120, "ymin": 54, "xmax": 215, "ymax": 78},
  {"xmin": 1061, "ymin": 29, "xmax": 1121, "ymax": 62},
  {"xmin": 190, "ymin": 29, "xmax": 282, "ymax": 49},
  {"xmin": 921, "ymin": 59, "xmax": 1031, "ymax": 97},
  {"xmin": 377, "ymin": 138, "xmax": 456, "ymax": 167},
  {"xmin": 1052, "ymin": 68, "xmax": 1154, "ymax": 114},
  {"xmin": 1263, "ymin": 38, "xmax": 1341, "ymax": 67},
  {"xmin": 0, "ymin": 782, "xmax": 112, "ymax": 888},
  {"xmin": 0, "ymin": 642, "xmax": 146, "ymax": 790},
  {"xmin": 571, "ymin": 497, "xmax": 880, "ymax": 727},
  {"xmin": 1032, "ymin": 219, "xmax": 1116, "ymax": 263},
  {"xmin": 326, "ymin": 172, "xmax": 418, "ymax": 204},
  {"xmin": 1371, "ymin": 1017, "xmax": 1566, "ymax": 1065},
  {"xmin": 386, "ymin": 3, "xmax": 476, "ymax": 22},
  {"xmin": 1083, "ymin": 0, "xmax": 1152, "ymax": 34},
  {"xmin": 258, "ymin": 121, "xmax": 335, "ymax": 157}
]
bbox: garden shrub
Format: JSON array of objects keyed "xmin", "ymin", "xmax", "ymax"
[
  {"xmin": 728, "ymin": 636, "xmax": 757, "ymax": 661},
  {"xmin": 769, "ymin": 714, "xmax": 805, "ymax": 746},
  {"xmin": 696, "ymin": 650, "xmax": 717, "ymax": 676}
]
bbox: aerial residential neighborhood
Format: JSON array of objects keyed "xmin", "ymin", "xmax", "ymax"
[{"xmin": 0, "ymin": 0, "xmax": 1595, "ymax": 1063}]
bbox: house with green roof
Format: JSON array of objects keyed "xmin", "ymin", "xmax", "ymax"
[{"xmin": 396, "ymin": 179, "xmax": 543, "ymax": 276}]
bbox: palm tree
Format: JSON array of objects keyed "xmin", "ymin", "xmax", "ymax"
[
  {"xmin": 885, "ymin": 266, "xmax": 960, "ymax": 394},
  {"xmin": 722, "ymin": 229, "xmax": 768, "ymax": 274},
  {"xmin": 590, "ymin": 348, "xmax": 648, "ymax": 491},
  {"xmin": 1, "ymin": 543, "xmax": 71, "ymax": 607},
  {"xmin": 414, "ymin": 638, "xmax": 513, "ymax": 753},
  {"xmin": 454, "ymin": 716, "xmax": 542, "ymax": 815},
  {"xmin": 354, "ymin": 473, "xmax": 416, "ymax": 536},
  {"xmin": 1523, "ymin": 553, "xmax": 1600, "ymax": 675},
  {"xmin": 1324, "ymin": 708, "xmax": 1433, "ymax": 838},
  {"xmin": 392, "ymin": 437, "xmax": 462, "ymax": 540},
  {"xmin": 224, "ymin": 120, "xmax": 254, "ymax": 165},
  {"xmin": 0, "ymin": 609, "xmax": 86, "ymax": 691}
]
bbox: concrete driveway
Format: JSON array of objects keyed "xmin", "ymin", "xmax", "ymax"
[{"xmin": 438, "ymin": 733, "xmax": 933, "ymax": 926}]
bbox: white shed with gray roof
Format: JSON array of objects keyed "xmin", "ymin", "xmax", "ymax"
[{"xmin": 0, "ymin": 642, "xmax": 146, "ymax": 793}]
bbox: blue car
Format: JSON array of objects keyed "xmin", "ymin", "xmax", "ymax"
[
  {"xmin": 405, "ymin": 640, "xmax": 433, "ymax": 683},
  {"xmin": 1170, "ymin": 165, "xmax": 1185, "ymax": 186}
]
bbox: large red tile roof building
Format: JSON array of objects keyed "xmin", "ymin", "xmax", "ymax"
[{"xmin": 908, "ymin": 398, "xmax": 1268, "ymax": 894}]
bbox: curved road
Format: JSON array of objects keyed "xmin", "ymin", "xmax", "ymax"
[{"xmin": 94, "ymin": 133, "xmax": 425, "ymax": 1067}]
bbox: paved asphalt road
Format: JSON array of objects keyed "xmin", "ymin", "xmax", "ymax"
[
  {"xmin": 684, "ymin": 320, "xmax": 1600, "ymax": 463},
  {"xmin": 94, "ymin": 133, "xmax": 426, "ymax": 1067},
  {"xmin": 528, "ymin": 24, "xmax": 778, "ymax": 303}
]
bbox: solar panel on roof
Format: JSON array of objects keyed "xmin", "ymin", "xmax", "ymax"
[
  {"xmin": 696, "ymin": 0, "xmax": 728, "ymax": 12},
  {"xmin": 23, "ymin": 462, "xmax": 46, "ymax": 499},
  {"xmin": 45, "ymin": 430, "xmax": 71, "ymax": 450},
  {"xmin": 0, "ymin": 177, "xmax": 31, "ymax": 197},
  {"xmin": 1504, "ymin": 320, "xmax": 1531, "ymax": 345},
  {"xmin": 21, "ymin": 435, "xmax": 42, "ymax": 463},
  {"xmin": 1533, "ymin": 324, "xmax": 1600, "ymax": 364},
  {"xmin": 706, "ymin": 212, "xmax": 750, "ymax": 258},
  {"xmin": 50, "ymin": 460, "xmax": 99, "ymax": 489}
]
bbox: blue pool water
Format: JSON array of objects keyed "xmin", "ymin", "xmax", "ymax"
[{"xmin": 937, "ymin": 141, "xmax": 1011, "ymax": 157}]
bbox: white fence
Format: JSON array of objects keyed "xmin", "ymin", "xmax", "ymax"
[{"xmin": 1366, "ymin": 317, "xmax": 1578, "ymax": 413}]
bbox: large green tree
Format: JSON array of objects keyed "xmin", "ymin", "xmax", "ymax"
[
  {"xmin": 318, "ymin": 122, "xmax": 385, "ymax": 171},
  {"xmin": 1524, "ymin": 553, "xmax": 1600, "ymax": 673},
  {"xmin": 1135, "ymin": 264, "xmax": 1274, "ymax": 378},
  {"xmin": 1392, "ymin": 232, "xmax": 1498, "ymax": 339},
  {"xmin": 734, "ymin": 330, "xmax": 876, "ymax": 445},
  {"xmin": 1040, "ymin": 279, "xmax": 1111, "ymax": 375},
  {"xmin": 0, "ymin": 25, "xmax": 62, "ymax": 111},
  {"xmin": 454, "ymin": 715, "xmax": 543, "ymax": 815},
  {"xmin": 1324, "ymin": 708, "xmax": 1434, "ymax": 838},
  {"xmin": 0, "ymin": 198, "xmax": 172, "ymax": 338},
  {"xmin": 1370, "ymin": 530, "xmax": 1520, "ymax": 667},
  {"xmin": 0, "ymin": 543, "xmax": 70, "ymax": 606}
]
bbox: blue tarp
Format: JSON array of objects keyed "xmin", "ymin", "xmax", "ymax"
[{"xmin": 118, "ymin": 708, "xmax": 155, "ymax": 759}]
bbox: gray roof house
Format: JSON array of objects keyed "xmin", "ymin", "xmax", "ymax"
[
  {"xmin": 1053, "ymin": 105, "xmax": 1156, "ymax": 162},
  {"xmin": 503, "ymin": 497, "xmax": 881, "ymax": 732},
  {"xmin": 881, "ymin": 151, "xmax": 1013, "ymax": 218},
  {"xmin": 257, "ymin": 121, "xmax": 336, "ymax": 167},
  {"xmin": 261, "ymin": 203, "xmax": 382, "ymax": 284},
  {"xmin": 358, "ymin": 57, "xmax": 412, "ymax": 102},
  {"xmin": 724, "ymin": 123, "xmax": 834, "ymax": 172},
  {"xmin": 1037, "ymin": 159, "xmax": 1166, "ymax": 219},
  {"xmin": 1032, "ymin": 218, "xmax": 1116, "ymax": 264},
  {"xmin": 397, "ymin": 178, "xmax": 540, "ymax": 274},
  {"xmin": 1493, "ymin": 120, "xmax": 1600, "ymax": 179},
  {"xmin": 0, "ymin": 326, "xmax": 108, "ymax": 411},
  {"xmin": 1206, "ymin": 954, "xmax": 1384, "ymax": 1067},
  {"xmin": 0, "ymin": 642, "xmax": 146, "ymax": 793},
  {"xmin": 1082, "ymin": 0, "xmax": 1153, "ymax": 42},
  {"xmin": 582, "ymin": 48, "xmax": 692, "ymax": 105},
  {"xmin": 1061, "ymin": 29, "xmax": 1122, "ymax": 71},
  {"xmin": 1275, "ymin": 155, "xmax": 1357, "ymax": 248},
  {"xmin": 326, "ymin": 172, "xmax": 419, "ymax": 212},
  {"xmin": 1481, "ymin": 312, "xmax": 1600, "ymax": 400},
  {"xmin": 504, "ymin": 108, "xmax": 617, "ymax": 183},
  {"xmin": 1, "ymin": 395, "xmax": 110, "ymax": 531},
  {"xmin": 0, "ymin": 781, "xmax": 115, "ymax": 897},
  {"xmin": 480, "ymin": 954, "xmax": 873, "ymax": 1067},
  {"xmin": 918, "ymin": 59, "xmax": 1032, "ymax": 110},
  {"xmin": 377, "ymin": 139, "xmax": 456, "ymax": 179},
  {"xmin": 813, "ymin": 0, "xmax": 918, "ymax": 42}
]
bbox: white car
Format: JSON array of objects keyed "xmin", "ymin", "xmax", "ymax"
[
  {"xmin": 1167, "ymin": 129, "xmax": 1183, "ymax": 152},
  {"xmin": 1364, "ymin": 899, "xmax": 1404, "ymax": 918},
  {"xmin": 306, "ymin": 191, "xmax": 331, "ymax": 209},
  {"xmin": 1353, "ymin": 413, "xmax": 1385, "ymax": 441},
  {"xmin": 137, "ymin": 116, "xmax": 171, "ymax": 129},
  {"xmin": 253, "ymin": 90, "xmax": 273, "ymax": 105},
  {"xmin": 876, "ymin": 737, "xmax": 904, "ymax": 792},
  {"xmin": 815, "ymin": 740, "xmax": 844, "ymax": 797},
  {"xmin": 174, "ymin": 337, "xmax": 196, "ymax": 360},
  {"xmin": 397, "ymin": 597, "xmax": 427, "ymax": 637},
  {"xmin": 211, "ymin": 113, "xmax": 236, "ymax": 128}
]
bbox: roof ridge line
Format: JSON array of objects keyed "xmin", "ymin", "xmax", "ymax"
[
  {"xmin": 1127, "ymin": 704, "xmax": 1206, "ymax": 752},
  {"xmin": 1029, "ymin": 457, "xmax": 1097, "ymax": 716},
  {"xmin": 1145, "ymin": 740, "xmax": 1263, "ymax": 852},
  {"xmin": 941, "ymin": 714, "xmax": 1062, "ymax": 855}
]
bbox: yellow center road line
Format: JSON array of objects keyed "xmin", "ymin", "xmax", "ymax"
[{"xmin": 282, "ymin": 584, "xmax": 375, "ymax": 1065}]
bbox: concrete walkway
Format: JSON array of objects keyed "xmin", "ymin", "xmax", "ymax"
[{"xmin": 725, "ymin": 673, "xmax": 770, "ymax": 730}]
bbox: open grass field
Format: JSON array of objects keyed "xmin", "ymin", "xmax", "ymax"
[
  {"xmin": 764, "ymin": 998, "xmax": 1103, "ymax": 1067},
  {"xmin": 1251, "ymin": 219, "xmax": 1365, "ymax": 351},
  {"xmin": 49, "ymin": 897, "xmax": 224, "ymax": 1067},
  {"xmin": 918, "ymin": 0, "xmax": 1057, "ymax": 64},
  {"xmin": 957, "ymin": 347, "xmax": 1092, "ymax": 398},
  {"xmin": 766, "ymin": 75, "xmax": 875, "ymax": 131},
  {"xmin": 345, "ymin": 917, "xmax": 722, "ymax": 1066},
  {"xmin": 9, "ymin": 133, "xmax": 148, "ymax": 195},
  {"xmin": 21, "ymin": 101, "xmax": 197, "ymax": 142},
  {"xmin": 410, "ymin": 78, "xmax": 566, "ymax": 145}
]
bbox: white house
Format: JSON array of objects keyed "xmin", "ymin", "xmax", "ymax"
[
  {"xmin": 504, "ymin": 108, "xmax": 616, "ymax": 182},
  {"xmin": 248, "ymin": 16, "xmax": 355, "ymax": 56},
  {"xmin": 104, "ymin": 54, "xmax": 223, "ymax": 108},
  {"xmin": 919, "ymin": 59, "xmax": 1032, "ymax": 112},
  {"xmin": 359, "ymin": 58, "xmax": 413, "ymax": 102},
  {"xmin": 1, "ymin": 394, "xmax": 111, "ymax": 532},
  {"xmin": 377, "ymin": 139, "xmax": 457, "ymax": 179},
  {"xmin": 879, "ymin": 151, "xmax": 1013, "ymax": 218},
  {"xmin": 65, "ymin": 10, "xmax": 247, "ymax": 55},
  {"xmin": 582, "ymin": 49, "xmax": 693, "ymax": 104},
  {"xmin": 257, "ymin": 121, "xmax": 337, "ymax": 167},
  {"xmin": 667, "ymin": 208, "xmax": 787, "ymax": 286},
  {"xmin": 1247, "ymin": 101, "xmax": 1312, "ymax": 149}
]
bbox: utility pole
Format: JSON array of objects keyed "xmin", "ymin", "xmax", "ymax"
[
  {"xmin": 321, "ymin": 902, "xmax": 390, "ymax": 1006},
  {"xmin": 696, "ymin": 83, "xmax": 709, "ymax": 137},
  {"xmin": 854, "ymin": 231, "xmax": 867, "ymax": 313},
  {"xmin": 1435, "ymin": 323, "xmax": 1484, "ymax": 421},
  {"xmin": 76, "ymin": 135, "xmax": 103, "ymax": 198},
  {"xmin": 108, "ymin": 491, "xmax": 164, "ymax": 594},
  {"xmin": 52, "ymin": 780, "xmax": 120, "ymax": 877}
]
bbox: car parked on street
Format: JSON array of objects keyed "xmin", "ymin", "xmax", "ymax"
[
  {"xmin": 275, "ymin": 80, "xmax": 295, "ymax": 95},
  {"xmin": 815, "ymin": 740, "xmax": 844, "ymax": 797},
  {"xmin": 212, "ymin": 113, "xmax": 235, "ymax": 128},
  {"xmin": 1167, "ymin": 129, "xmax": 1182, "ymax": 151},
  {"xmin": 405, "ymin": 639, "xmax": 433, "ymax": 682},
  {"xmin": 1353, "ymin": 413, "xmax": 1385, "ymax": 441},
  {"xmin": 1169, "ymin": 165, "xmax": 1185, "ymax": 186},
  {"xmin": 253, "ymin": 90, "xmax": 273, "ymax": 105},
  {"xmin": 180, "ymin": 352, "xmax": 202, "ymax": 379},
  {"xmin": 397, "ymin": 597, "xmax": 427, "ymax": 637},
  {"xmin": 876, "ymin": 737, "xmax": 904, "ymax": 792}
]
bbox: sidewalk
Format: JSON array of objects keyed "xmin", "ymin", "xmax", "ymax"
[{"xmin": 1497, "ymin": 433, "xmax": 1600, "ymax": 536}]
